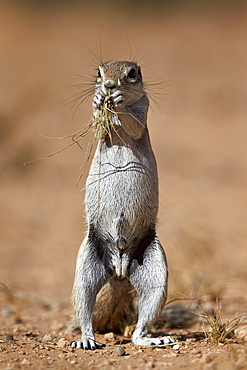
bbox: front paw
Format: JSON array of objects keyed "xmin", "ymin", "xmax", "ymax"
[
  {"xmin": 92, "ymin": 89, "xmax": 124, "ymax": 110},
  {"xmin": 93, "ymin": 91, "xmax": 106, "ymax": 109},
  {"xmin": 111, "ymin": 90, "xmax": 124, "ymax": 108},
  {"xmin": 71, "ymin": 338, "xmax": 101, "ymax": 350}
]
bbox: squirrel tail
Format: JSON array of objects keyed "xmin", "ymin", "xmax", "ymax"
[{"xmin": 93, "ymin": 277, "xmax": 137, "ymax": 336}]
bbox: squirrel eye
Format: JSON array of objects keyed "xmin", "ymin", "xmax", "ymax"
[{"xmin": 127, "ymin": 68, "xmax": 137, "ymax": 80}]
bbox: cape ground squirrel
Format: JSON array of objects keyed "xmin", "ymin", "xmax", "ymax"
[{"xmin": 72, "ymin": 61, "xmax": 172, "ymax": 350}]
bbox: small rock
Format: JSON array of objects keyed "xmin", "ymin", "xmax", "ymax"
[
  {"xmin": 115, "ymin": 346, "xmax": 126, "ymax": 356},
  {"xmin": 25, "ymin": 331, "xmax": 38, "ymax": 338},
  {"xmin": 191, "ymin": 348, "xmax": 201, "ymax": 354},
  {"xmin": 42, "ymin": 334, "xmax": 53, "ymax": 342},
  {"xmin": 104, "ymin": 332, "xmax": 116, "ymax": 341},
  {"xmin": 144, "ymin": 361, "xmax": 155, "ymax": 369},
  {"xmin": 172, "ymin": 344, "xmax": 180, "ymax": 350},
  {"xmin": 191, "ymin": 358, "xmax": 199, "ymax": 364},
  {"xmin": 186, "ymin": 338, "xmax": 197, "ymax": 343},
  {"xmin": 199, "ymin": 353, "xmax": 213, "ymax": 364},
  {"xmin": 57, "ymin": 337, "xmax": 67, "ymax": 348},
  {"xmin": 5, "ymin": 334, "xmax": 14, "ymax": 341},
  {"xmin": 21, "ymin": 359, "xmax": 30, "ymax": 365}
]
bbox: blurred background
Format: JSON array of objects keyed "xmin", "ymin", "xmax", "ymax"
[{"xmin": 1, "ymin": 0, "xmax": 247, "ymax": 313}]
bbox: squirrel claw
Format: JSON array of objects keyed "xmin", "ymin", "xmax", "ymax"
[
  {"xmin": 133, "ymin": 335, "xmax": 174, "ymax": 347},
  {"xmin": 71, "ymin": 339, "xmax": 101, "ymax": 350},
  {"xmin": 93, "ymin": 92, "xmax": 105, "ymax": 109}
]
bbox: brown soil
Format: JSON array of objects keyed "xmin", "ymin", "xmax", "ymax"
[{"xmin": 1, "ymin": 3, "xmax": 247, "ymax": 369}]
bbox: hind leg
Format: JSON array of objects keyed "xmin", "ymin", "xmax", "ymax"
[
  {"xmin": 71, "ymin": 237, "xmax": 108, "ymax": 350},
  {"xmin": 129, "ymin": 237, "xmax": 173, "ymax": 346}
]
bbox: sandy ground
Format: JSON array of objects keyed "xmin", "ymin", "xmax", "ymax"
[{"xmin": 1, "ymin": 2, "xmax": 247, "ymax": 369}]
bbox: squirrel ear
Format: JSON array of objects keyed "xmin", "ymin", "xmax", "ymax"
[{"xmin": 138, "ymin": 67, "xmax": 142, "ymax": 79}]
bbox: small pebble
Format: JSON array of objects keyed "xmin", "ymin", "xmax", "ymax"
[
  {"xmin": 21, "ymin": 359, "xmax": 30, "ymax": 365},
  {"xmin": 42, "ymin": 334, "xmax": 53, "ymax": 342},
  {"xmin": 5, "ymin": 334, "xmax": 14, "ymax": 341},
  {"xmin": 57, "ymin": 337, "xmax": 67, "ymax": 348},
  {"xmin": 172, "ymin": 344, "xmax": 180, "ymax": 350},
  {"xmin": 186, "ymin": 338, "xmax": 197, "ymax": 343},
  {"xmin": 115, "ymin": 346, "xmax": 126, "ymax": 356},
  {"xmin": 191, "ymin": 349, "xmax": 201, "ymax": 354},
  {"xmin": 199, "ymin": 354, "xmax": 213, "ymax": 364},
  {"xmin": 104, "ymin": 332, "xmax": 116, "ymax": 341}
]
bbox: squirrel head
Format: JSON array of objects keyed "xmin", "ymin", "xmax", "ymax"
[{"xmin": 95, "ymin": 61, "xmax": 146, "ymax": 107}]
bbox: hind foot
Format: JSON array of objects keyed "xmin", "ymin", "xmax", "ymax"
[{"xmin": 133, "ymin": 335, "xmax": 174, "ymax": 347}]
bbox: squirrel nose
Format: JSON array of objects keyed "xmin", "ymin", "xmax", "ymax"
[{"xmin": 104, "ymin": 79, "xmax": 116, "ymax": 89}]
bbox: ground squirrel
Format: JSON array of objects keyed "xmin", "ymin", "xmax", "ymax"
[{"xmin": 71, "ymin": 61, "xmax": 172, "ymax": 350}]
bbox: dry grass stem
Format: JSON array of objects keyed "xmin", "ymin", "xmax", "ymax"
[
  {"xmin": 20, "ymin": 96, "xmax": 131, "ymax": 169},
  {"xmin": 192, "ymin": 298, "xmax": 247, "ymax": 344},
  {"xmin": 0, "ymin": 282, "xmax": 67, "ymax": 322}
]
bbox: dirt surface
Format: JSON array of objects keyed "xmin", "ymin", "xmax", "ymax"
[{"xmin": 1, "ymin": 2, "xmax": 247, "ymax": 369}]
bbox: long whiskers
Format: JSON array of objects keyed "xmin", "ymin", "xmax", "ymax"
[
  {"xmin": 20, "ymin": 98, "xmax": 130, "ymax": 171},
  {"xmin": 63, "ymin": 73, "xmax": 95, "ymax": 116},
  {"xmin": 144, "ymin": 72, "xmax": 174, "ymax": 113}
]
